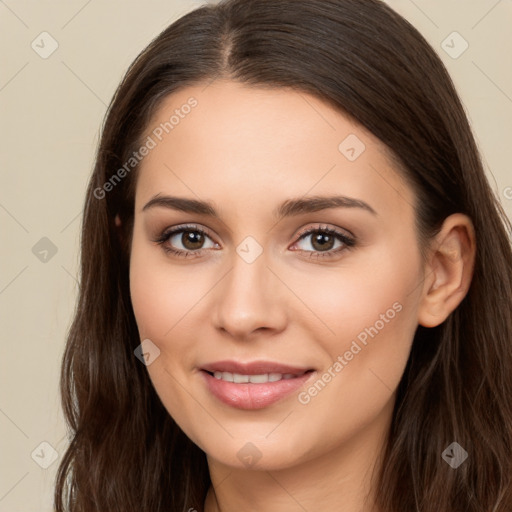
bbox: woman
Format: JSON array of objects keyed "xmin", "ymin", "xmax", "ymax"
[{"xmin": 55, "ymin": 0, "xmax": 512, "ymax": 511}]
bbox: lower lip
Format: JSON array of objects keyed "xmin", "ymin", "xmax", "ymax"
[{"xmin": 200, "ymin": 370, "xmax": 315, "ymax": 410}]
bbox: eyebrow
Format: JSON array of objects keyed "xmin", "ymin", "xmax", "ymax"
[{"xmin": 142, "ymin": 194, "xmax": 377, "ymax": 218}]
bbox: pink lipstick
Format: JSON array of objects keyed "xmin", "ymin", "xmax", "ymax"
[{"xmin": 200, "ymin": 360, "xmax": 316, "ymax": 410}]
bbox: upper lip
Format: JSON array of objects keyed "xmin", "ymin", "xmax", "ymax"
[{"xmin": 201, "ymin": 360, "xmax": 313, "ymax": 376}]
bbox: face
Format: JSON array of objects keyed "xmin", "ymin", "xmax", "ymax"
[{"xmin": 129, "ymin": 80, "xmax": 426, "ymax": 471}]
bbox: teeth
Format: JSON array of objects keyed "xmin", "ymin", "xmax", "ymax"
[
  {"xmin": 249, "ymin": 374, "xmax": 269, "ymax": 384},
  {"xmin": 233, "ymin": 373, "xmax": 249, "ymax": 383},
  {"xmin": 212, "ymin": 371, "xmax": 300, "ymax": 383}
]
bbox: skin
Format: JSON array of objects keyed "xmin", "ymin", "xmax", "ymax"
[{"xmin": 127, "ymin": 80, "xmax": 475, "ymax": 512}]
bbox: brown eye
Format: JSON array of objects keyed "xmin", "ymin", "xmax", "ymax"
[
  {"xmin": 179, "ymin": 230, "xmax": 205, "ymax": 250},
  {"xmin": 291, "ymin": 226, "xmax": 356, "ymax": 259},
  {"xmin": 153, "ymin": 224, "xmax": 219, "ymax": 258},
  {"xmin": 295, "ymin": 228, "xmax": 354, "ymax": 251},
  {"xmin": 309, "ymin": 231, "xmax": 336, "ymax": 251}
]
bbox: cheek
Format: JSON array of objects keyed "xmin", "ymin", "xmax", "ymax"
[
  {"xmin": 129, "ymin": 233, "xmax": 206, "ymax": 342},
  {"xmin": 291, "ymin": 234, "xmax": 422, "ymax": 347},
  {"xmin": 290, "ymin": 277, "xmax": 420, "ymax": 454},
  {"xmin": 290, "ymin": 236, "xmax": 422, "ymax": 407},
  {"xmin": 129, "ymin": 236, "xmax": 208, "ymax": 438}
]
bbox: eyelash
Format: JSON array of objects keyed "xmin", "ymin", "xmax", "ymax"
[{"xmin": 152, "ymin": 223, "xmax": 356, "ymax": 260}]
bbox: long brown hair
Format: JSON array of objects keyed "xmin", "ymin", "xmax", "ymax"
[{"xmin": 55, "ymin": 0, "xmax": 512, "ymax": 510}]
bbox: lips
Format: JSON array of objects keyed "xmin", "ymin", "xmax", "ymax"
[
  {"xmin": 199, "ymin": 360, "xmax": 316, "ymax": 409},
  {"xmin": 201, "ymin": 360, "xmax": 312, "ymax": 376}
]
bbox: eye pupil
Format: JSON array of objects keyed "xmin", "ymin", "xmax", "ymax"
[
  {"xmin": 183, "ymin": 230, "xmax": 204, "ymax": 250},
  {"xmin": 312, "ymin": 232, "xmax": 334, "ymax": 251}
]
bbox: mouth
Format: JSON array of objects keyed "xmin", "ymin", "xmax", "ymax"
[
  {"xmin": 203, "ymin": 369, "xmax": 314, "ymax": 383},
  {"xmin": 200, "ymin": 359, "xmax": 315, "ymax": 376},
  {"xmin": 199, "ymin": 360, "xmax": 316, "ymax": 410}
]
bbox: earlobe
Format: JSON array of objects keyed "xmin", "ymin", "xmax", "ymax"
[{"xmin": 417, "ymin": 213, "xmax": 476, "ymax": 328}]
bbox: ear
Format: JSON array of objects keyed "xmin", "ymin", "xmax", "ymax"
[
  {"xmin": 417, "ymin": 213, "xmax": 476, "ymax": 328},
  {"xmin": 115, "ymin": 214, "xmax": 122, "ymax": 227}
]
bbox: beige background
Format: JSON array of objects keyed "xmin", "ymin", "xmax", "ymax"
[{"xmin": 0, "ymin": 1, "xmax": 511, "ymax": 510}]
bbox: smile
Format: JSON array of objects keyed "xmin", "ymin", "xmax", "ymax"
[
  {"xmin": 199, "ymin": 362, "xmax": 316, "ymax": 410},
  {"xmin": 210, "ymin": 371, "xmax": 307, "ymax": 383}
]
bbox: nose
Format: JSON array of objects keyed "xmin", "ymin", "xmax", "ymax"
[{"xmin": 211, "ymin": 248, "xmax": 288, "ymax": 340}]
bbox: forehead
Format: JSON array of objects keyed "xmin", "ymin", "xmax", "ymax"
[{"xmin": 135, "ymin": 80, "xmax": 415, "ymax": 220}]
